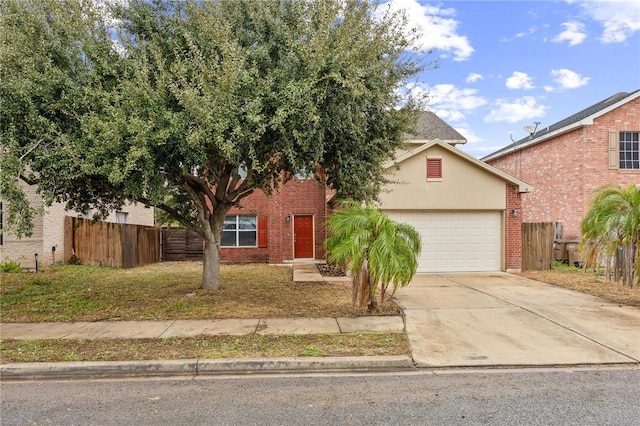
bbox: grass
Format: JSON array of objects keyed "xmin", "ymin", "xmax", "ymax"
[
  {"xmin": 0, "ymin": 333, "xmax": 410, "ymax": 363},
  {"xmin": 519, "ymin": 262, "xmax": 640, "ymax": 307},
  {"xmin": 0, "ymin": 262, "xmax": 405, "ymax": 363},
  {"xmin": 0, "ymin": 262, "xmax": 400, "ymax": 323}
]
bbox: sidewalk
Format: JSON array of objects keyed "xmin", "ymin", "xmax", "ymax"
[{"xmin": 1, "ymin": 263, "xmax": 413, "ymax": 379}]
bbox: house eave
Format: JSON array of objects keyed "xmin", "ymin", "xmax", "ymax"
[{"xmin": 483, "ymin": 90, "xmax": 640, "ymax": 162}]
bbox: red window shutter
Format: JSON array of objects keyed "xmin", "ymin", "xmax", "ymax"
[
  {"xmin": 258, "ymin": 216, "xmax": 268, "ymax": 248},
  {"xmin": 426, "ymin": 158, "xmax": 442, "ymax": 179}
]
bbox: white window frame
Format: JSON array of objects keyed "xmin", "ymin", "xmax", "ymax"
[
  {"xmin": 221, "ymin": 215, "xmax": 258, "ymax": 247},
  {"xmin": 619, "ymin": 131, "xmax": 639, "ymax": 169}
]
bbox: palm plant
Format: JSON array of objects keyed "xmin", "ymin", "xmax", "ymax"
[
  {"xmin": 325, "ymin": 202, "xmax": 421, "ymax": 311},
  {"xmin": 580, "ymin": 184, "xmax": 640, "ymax": 288}
]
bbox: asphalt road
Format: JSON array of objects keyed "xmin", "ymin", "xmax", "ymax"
[{"xmin": 2, "ymin": 367, "xmax": 639, "ymax": 425}]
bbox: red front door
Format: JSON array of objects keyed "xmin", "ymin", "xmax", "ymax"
[{"xmin": 294, "ymin": 215, "xmax": 314, "ymax": 258}]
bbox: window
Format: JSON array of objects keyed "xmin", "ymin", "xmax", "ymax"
[
  {"xmin": 115, "ymin": 211, "xmax": 128, "ymax": 224},
  {"xmin": 426, "ymin": 158, "xmax": 442, "ymax": 180},
  {"xmin": 222, "ymin": 215, "xmax": 257, "ymax": 247},
  {"xmin": 619, "ymin": 132, "xmax": 639, "ymax": 169}
]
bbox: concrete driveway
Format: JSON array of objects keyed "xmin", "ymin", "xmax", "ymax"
[{"xmin": 393, "ymin": 273, "xmax": 640, "ymax": 367}]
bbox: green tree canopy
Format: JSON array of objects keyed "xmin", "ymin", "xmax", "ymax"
[
  {"xmin": 325, "ymin": 202, "xmax": 421, "ymax": 311},
  {"xmin": 0, "ymin": 0, "xmax": 425, "ymax": 289}
]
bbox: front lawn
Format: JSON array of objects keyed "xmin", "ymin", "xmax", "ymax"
[{"xmin": 0, "ymin": 262, "xmax": 400, "ymax": 323}]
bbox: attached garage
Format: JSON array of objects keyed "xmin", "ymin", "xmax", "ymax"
[
  {"xmin": 385, "ymin": 211, "xmax": 501, "ymax": 272},
  {"xmin": 378, "ymin": 137, "xmax": 532, "ymax": 273}
]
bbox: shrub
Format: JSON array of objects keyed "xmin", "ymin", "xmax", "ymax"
[{"xmin": 1, "ymin": 259, "xmax": 23, "ymax": 273}]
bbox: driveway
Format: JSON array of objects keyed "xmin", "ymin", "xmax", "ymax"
[{"xmin": 393, "ymin": 273, "xmax": 640, "ymax": 367}]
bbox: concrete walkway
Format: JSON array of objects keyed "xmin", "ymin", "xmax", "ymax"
[
  {"xmin": 0, "ymin": 316, "xmax": 403, "ymax": 340},
  {"xmin": 394, "ymin": 272, "xmax": 640, "ymax": 368}
]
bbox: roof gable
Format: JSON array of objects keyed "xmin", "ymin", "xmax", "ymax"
[
  {"xmin": 483, "ymin": 89, "xmax": 640, "ymax": 161},
  {"xmin": 385, "ymin": 139, "xmax": 532, "ymax": 193}
]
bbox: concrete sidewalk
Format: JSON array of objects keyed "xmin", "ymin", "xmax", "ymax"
[{"xmin": 0, "ymin": 316, "xmax": 404, "ymax": 340}]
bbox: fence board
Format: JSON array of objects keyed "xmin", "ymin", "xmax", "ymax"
[
  {"xmin": 64, "ymin": 217, "xmax": 159, "ymax": 268},
  {"xmin": 161, "ymin": 228, "xmax": 204, "ymax": 261},
  {"xmin": 521, "ymin": 222, "xmax": 554, "ymax": 271}
]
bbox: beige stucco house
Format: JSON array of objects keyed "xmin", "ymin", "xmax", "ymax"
[
  {"xmin": 377, "ymin": 113, "xmax": 532, "ymax": 272},
  {"xmin": 0, "ymin": 181, "xmax": 154, "ymax": 269}
]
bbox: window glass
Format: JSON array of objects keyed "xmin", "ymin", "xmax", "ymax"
[
  {"xmin": 221, "ymin": 215, "xmax": 257, "ymax": 247},
  {"xmin": 619, "ymin": 132, "xmax": 640, "ymax": 169}
]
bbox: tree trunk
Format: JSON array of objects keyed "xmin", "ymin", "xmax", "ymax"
[
  {"xmin": 201, "ymin": 231, "xmax": 221, "ymax": 290},
  {"xmin": 199, "ymin": 207, "xmax": 227, "ymax": 290}
]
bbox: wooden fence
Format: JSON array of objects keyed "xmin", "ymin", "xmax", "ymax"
[
  {"xmin": 161, "ymin": 228, "xmax": 204, "ymax": 261},
  {"xmin": 521, "ymin": 222, "xmax": 554, "ymax": 271},
  {"xmin": 64, "ymin": 217, "xmax": 160, "ymax": 268}
]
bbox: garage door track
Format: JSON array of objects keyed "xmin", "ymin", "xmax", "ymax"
[{"xmin": 393, "ymin": 273, "xmax": 640, "ymax": 367}]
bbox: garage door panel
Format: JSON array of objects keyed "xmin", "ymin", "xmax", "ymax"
[{"xmin": 385, "ymin": 211, "xmax": 502, "ymax": 273}]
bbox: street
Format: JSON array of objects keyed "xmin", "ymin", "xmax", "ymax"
[{"xmin": 2, "ymin": 366, "xmax": 639, "ymax": 425}]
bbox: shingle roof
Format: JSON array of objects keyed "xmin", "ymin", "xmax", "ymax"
[
  {"xmin": 483, "ymin": 89, "xmax": 640, "ymax": 160},
  {"xmin": 405, "ymin": 111, "xmax": 467, "ymax": 143}
]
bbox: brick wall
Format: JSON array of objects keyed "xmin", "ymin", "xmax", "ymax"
[
  {"xmin": 487, "ymin": 98, "xmax": 640, "ymax": 240},
  {"xmin": 222, "ymin": 178, "xmax": 327, "ymax": 264},
  {"xmin": 505, "ymin": 183, "xmax": 523, "ymax": 272}
]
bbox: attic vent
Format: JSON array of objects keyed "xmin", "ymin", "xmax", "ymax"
[{"xmin": 426, "ymin": 158, "xmax": 442, "ymax": 179}]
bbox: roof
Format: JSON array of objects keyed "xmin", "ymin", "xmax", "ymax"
[
  {"xmin": 482, "ymin": 89, "xmax": 640, "ymax": 162},
  {"xmin": 405, "ymin": 111, "xmax": 467, "ymax": 144},
  {"xmin": 384, "ymin": 139, "xmax": 533, "ymax": 193}
]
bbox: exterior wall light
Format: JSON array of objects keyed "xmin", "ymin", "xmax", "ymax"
[{"xmin": 511, "ymin": 209, "xmax": 518, "ymax": 217}]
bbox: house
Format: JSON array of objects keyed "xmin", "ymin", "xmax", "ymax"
[
  {"xmin": 225, "ymin": 112, "xmax": 532, "ymax": 272},
  {"xmin": 483, "ymin": 90, "xmax": 640, "ymax": 241},
  {"xmin": 0, "ymin": 181, "xmax": 154, "ymax": 268},
  {"xmin": 376, "ymin": 113, "xmax": 532, "ymax": 272},
  {"xmin": 221, "ymin": 177, "xmax": 328, "ymax": 264}
]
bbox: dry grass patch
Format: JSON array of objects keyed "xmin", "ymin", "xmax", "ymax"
[
  {"xmin": 0, "ymin": 333, "xmax": 410, "ymax": 363},
  {"xmin": 0, "ymin": 262, "xmax": 400, "ymax": 323},
  {"xmin": 519, "ymin": 268, "xmax": 640, "ymax": 307}
]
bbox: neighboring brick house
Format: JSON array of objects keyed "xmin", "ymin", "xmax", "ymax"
[
  {"xmin": 483, "ymin": 90, "xmax": 640, "ymax": 241},
  {"xmin": 0, "ymin": 181, "xmax": 154, "ymax": 268}
]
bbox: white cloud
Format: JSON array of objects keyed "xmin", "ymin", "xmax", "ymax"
[
  {"xmin": 425, "ymin": 84, "xmax": 488, "ymax": 119},
  {"xmin": 552, "ymin": 21, "xmax": 587, "ymax": 46},
  {"xmin": 465, "ymin": 73, "xmax": 483, "ymax": 83},
  {"xmin": 453, "ymin": 125, "xmax": 483, "ymax": 144},
  {"xmin": 484, "ymin": 96, "xmax": 548, "ymax": 124},
  {"xmin": 505, "ymin": 72, "xmax": 535, "ymax": 90},
  {"xmin": 401, "ymin": 82, "xmax": 487, "ymax": 122},
  {"xmin": 577, "ymin": 0, "xmax": 640, "ymax": 43},
  {"xmin": 381, "ymin": 0, "xmax": 474, "ymax": 61},
  {"xmin": 550, "ymin": 68, "xmax": 590, "ymax": 89}
]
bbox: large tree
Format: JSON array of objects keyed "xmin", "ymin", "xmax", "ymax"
[{"xmin": 0, "ymin": 0, "xmax": 425, "ymax": 289}]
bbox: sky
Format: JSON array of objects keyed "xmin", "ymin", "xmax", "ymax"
[{"xmin": 382, "ymin": 0, "xmax": 640, "ymax": 158}]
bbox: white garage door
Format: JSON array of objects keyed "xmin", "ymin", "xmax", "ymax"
[{"xmin": 384, "ymin": 211, "xmax": 502, "ymax": 272}]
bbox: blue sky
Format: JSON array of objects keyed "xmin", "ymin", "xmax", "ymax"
[{"xmin": 383, "ymin": 0, "xmax": 640, "ymax": 158}]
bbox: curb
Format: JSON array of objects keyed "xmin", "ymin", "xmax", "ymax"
[{"xmin": 0, "ymin": 355, "xmax": 415, "ymax": 380}]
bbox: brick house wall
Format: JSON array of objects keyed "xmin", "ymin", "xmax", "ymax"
[
  {"xmin": 222, "ymin": 178, "xmax": 327, "ymax": 264},
  {"xmin": 487, "ymin": 97, "xmax": 640, "ymax": 240},
  {"xmin": 505, "ymin": 183, "xmax": 523, "ymax": 272}
]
